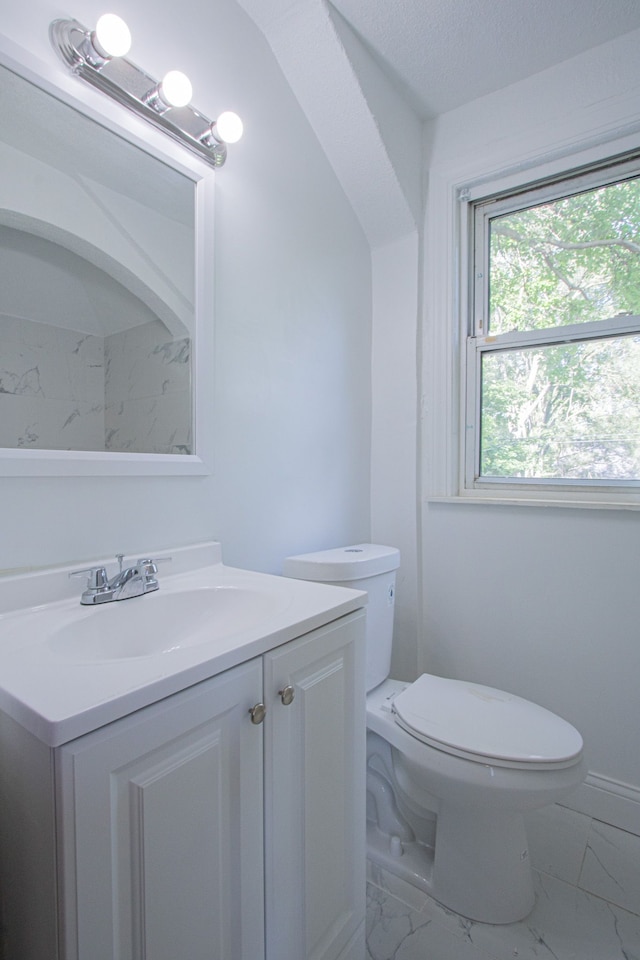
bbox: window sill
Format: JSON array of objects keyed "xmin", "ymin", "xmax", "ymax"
[{"xmin": 426, "ymin": 494, "xmax": 640, "ymax": 511}]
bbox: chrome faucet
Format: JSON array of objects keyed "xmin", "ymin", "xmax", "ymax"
[{"xmin": 70, "ymin": 554, "xmax": 170, "ymax": 605}]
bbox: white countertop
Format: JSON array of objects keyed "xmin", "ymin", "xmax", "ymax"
[{"xmin": 0, "ymin": 542, "xmax": 366, "ymax": 747}]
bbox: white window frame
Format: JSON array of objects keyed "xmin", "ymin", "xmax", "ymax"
[{"xmin": 462, "ymin": 153, "xmax": 640, "ymax": 505}]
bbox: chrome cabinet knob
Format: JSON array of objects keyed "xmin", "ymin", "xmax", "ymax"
[
  {"xmin": 279, "ymin": 685, "xmax": 295, "ymax": 706},
  {"xmin": 249, "ymin": 702, "xmax": 267, "ymax": 725}
]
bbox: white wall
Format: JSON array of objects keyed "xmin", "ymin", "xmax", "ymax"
[
  {"xmin": 0, "ymin": 0, "xmax": 372, "ymax": 575},
  {"xmin": 371, "ymin": 234, "xmax": 420, "ymax": 682},
  {"xmin": 421, "ymin": 29, "xmax": 640, "ymax": 831}
]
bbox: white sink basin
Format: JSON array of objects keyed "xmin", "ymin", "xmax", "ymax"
[
  {"xmin": 0, "ymin": 542, "xmax": 366, "ymax": 746},
  {"xmin": 49, "ymin": 585, "xmax": 287, "ymax": 661}
]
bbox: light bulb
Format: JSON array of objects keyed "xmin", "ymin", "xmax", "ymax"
[
  {"xmin": 160, "ymin": 70, "xmax": 193, "ymax": 108},
  {"xmin": 94, "ymin": 13, "xmax": 131, "ymax": 58},
  {"xmin": 215, "ymin": 111, "xmax": 244, "ymax": 144}
]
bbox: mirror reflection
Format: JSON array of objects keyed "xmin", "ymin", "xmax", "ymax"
[{"xmin": 0, "ymin": 63, "xmax": 195, "ymax": 455}]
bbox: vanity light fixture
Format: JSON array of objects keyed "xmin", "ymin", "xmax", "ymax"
[{"xmin": 49, "ymin": 15, "xmax": 243, "ymax": 168}]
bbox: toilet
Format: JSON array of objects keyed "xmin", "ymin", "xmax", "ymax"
[{"xmin": 282, "ymin": 544, "xmax": 586, "ymax": 925}]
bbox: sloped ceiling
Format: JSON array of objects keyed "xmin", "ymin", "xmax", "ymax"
[
  {"xmin": 329, "ymin": 0, "xmax": 640, "ymax": 118},
  {"xmin": 236, "ymin": 0, "xmax": 640, "ymax": 245},
  {"xmin": 236, "ymin": 0, "xmax": 423, "ymax": 245}
]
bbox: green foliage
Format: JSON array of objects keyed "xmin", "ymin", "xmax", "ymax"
[
  {"xmin": 480, "ymin": 175, "xmax": 640, "ymax": 480},
  {"xmin": 481, "ymin": 338, "xmax": 640, "ymax": 478},
  {"xmin": 489, "ymin": 177, "xmax": 640, "ymax": 333}
]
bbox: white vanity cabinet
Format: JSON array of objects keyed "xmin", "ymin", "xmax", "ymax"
[
  {"xmin": 57, "ymin": 658, "xmax": 266, "ymax": 960},
  {"xmin": 264, "ymin": 610, "xmax": 366, "ymax": 960},
  {"xmin": 7, "ymin": 609, "xmax": 365, "ymax": 960}
]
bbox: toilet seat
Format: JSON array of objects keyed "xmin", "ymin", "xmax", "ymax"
[{"xmin": 392, "ymin": 674, "xmax": 583, "ymax": 770}]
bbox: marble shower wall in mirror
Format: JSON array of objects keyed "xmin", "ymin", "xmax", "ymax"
[
  {"xmin": 0, "ymin": 308, "xmax": 191, "ymax": 454},
  {"xmin": 0, "ymin": 64, "xmax": 195, "ymax": 455}
]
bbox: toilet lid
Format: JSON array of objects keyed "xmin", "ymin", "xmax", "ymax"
[{"xmin": 392, "ymin": 674, "xmax": 583, "ymax": 765}]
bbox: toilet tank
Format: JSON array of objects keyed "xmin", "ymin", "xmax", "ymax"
[{"xmin": 282, "ymin": 544, "xmax": 400, "ymax": 693}]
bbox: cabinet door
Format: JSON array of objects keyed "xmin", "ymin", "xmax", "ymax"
[
  {"xmin": 264, "ymin": 610, "xmax": 366, "ymax": 960},
  {"xmin": 57, "ymin": 660, "xmax": 265, "ymax": 960}
]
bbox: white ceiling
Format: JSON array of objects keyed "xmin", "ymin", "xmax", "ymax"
[{"xmin": 329, "ymin": 0, "xmax": 640, "ymax": 118}]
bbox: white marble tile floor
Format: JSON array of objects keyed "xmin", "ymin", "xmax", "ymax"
[
  {"xmin": 579, "ymin": 820, "xmax": 640, "ymax": 916},
  {"xmin": 366, "ymin": 864, "xmax": 640, "ymax": 960},
  {"xmin": 523, "ymin": 803, "xmax": 640, "ymax": 917}
]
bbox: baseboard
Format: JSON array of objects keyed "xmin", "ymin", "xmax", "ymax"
[{"xmin": 561, "ymin": 772, "xmax": 640, "ymax": 837}]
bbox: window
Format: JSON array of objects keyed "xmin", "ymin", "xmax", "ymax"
[{"xmin": 464, "ymin": 155, "xmax": 640, "ymax": 499}]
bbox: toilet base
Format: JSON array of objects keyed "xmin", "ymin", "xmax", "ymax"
[
  {"xmin": 367, "ymin": 820, "xmax": 435, "ymax": 893},
  {"xmin": 367, "ymin": 806, "xmax": 535, "ymax": 925}
]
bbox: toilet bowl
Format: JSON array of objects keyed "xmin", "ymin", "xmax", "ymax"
[
  {"xmin": 367, "ymin": 677, "xmax": 585, "ymax": 923},
  {"xmin": 282, "ymin": 544, "xmax": 586, "ymax": 925}
]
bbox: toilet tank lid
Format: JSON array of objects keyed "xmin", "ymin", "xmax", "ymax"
[{"xmin": 282, "ymin": 544, "xmax": 400, "ymax": 582}]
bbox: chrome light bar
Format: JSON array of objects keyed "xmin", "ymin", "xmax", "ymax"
[{"xmin": 49, "ymin": 17, "xmax": 243, "ymax": 168}]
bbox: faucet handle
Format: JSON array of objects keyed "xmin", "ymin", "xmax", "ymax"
[
  {"xmin": 137, "ymin": 556, "xmax": 171, "ymax": 592},
  {"xmin": 137, "ymin": 556, "xmax": 172, "ymax": 574},
  {"xmin": 69, "ymin": 566, "xmax": 109, "ymax": 590}
]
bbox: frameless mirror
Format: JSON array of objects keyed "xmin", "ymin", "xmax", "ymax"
[{"xmin": 0, "ymin": 61, "xmax": 198, "ymax": 464}]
